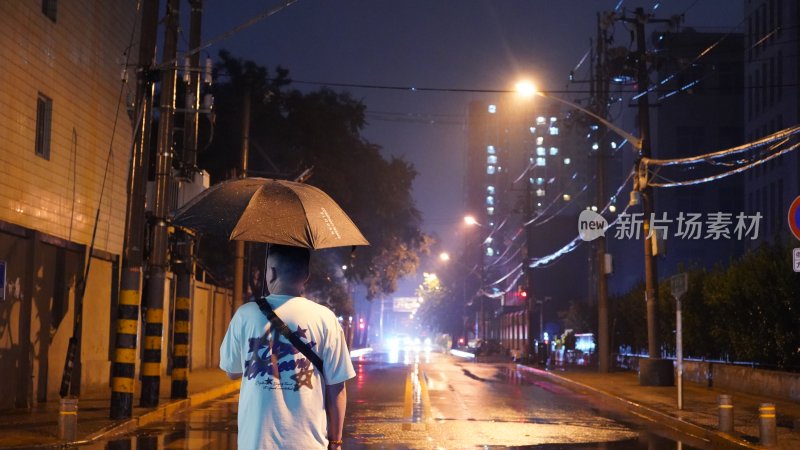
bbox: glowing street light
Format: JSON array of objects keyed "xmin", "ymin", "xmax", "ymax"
[
  {"xmin": 515, "ymin": 80, "xmax": 537, "ymax": 98},
  {"xmin": 439, "ymin": 252, "xmax": 451, "ymax": 262},
  {"xmin": 464, "ymin": 215, "xmax": 478, "ymax": 226},
  {"xmin": 514, "ymin": 79, "xmax": 642, "ymax": 150}
]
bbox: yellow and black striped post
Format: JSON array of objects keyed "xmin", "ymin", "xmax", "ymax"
[
  {"xmin": 141, "ymin": 0, "xmax": 180, "ymax": 407},
  {"xmin": 110, "ymin": 269, "xmax": 141, "ymax": 419},
  {"xmin": 171, "ymin": 296, "xmax": 190, "ymax": 397},
  {"xmin": 170, "ymin": 233, "xmax": 192, "ymax": 398},
  {"xmin": 140, "ymin": 298, "xmax": 164, "ymax": 406}
]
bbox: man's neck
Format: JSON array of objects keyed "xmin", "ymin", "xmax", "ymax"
[{"xmin": 269, "ymin": 283, "xmax": 304, "ymax": 297}]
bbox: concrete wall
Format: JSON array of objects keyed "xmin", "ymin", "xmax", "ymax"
[
  {"xmin": 684, "ymin": 360, "xmax": 800, "ymax": 402},
  {"xmin": 0, "ymin": 225, "xmax": 112, "ymax": 409},
  {"xmin": 189, "ymin": 282, "xmax": 232, "ymax": 371},
  {"xmin": 616, "ymin": 355, "xmax": 800, "ymax": 402}
]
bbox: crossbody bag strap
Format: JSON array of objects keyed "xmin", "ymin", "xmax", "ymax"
[{"xmin": 255, "ymin": 297, "xmax": 325, "ymax": 376}]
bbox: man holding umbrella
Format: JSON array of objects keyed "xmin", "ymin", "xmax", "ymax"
[
  {"xmin": 173, "ymin": 178, "xmax": 369, "ymax": 449},
  {"xmin": 220, "ymin": 244, "xmax": 355, "ymax": 450}
]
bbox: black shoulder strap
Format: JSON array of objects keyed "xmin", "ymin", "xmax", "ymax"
[{"xmin": 255, "ymin": 297, "xmax": 324, "ymax": 376}]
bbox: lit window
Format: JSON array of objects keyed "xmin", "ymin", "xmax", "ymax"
[
  {"xmin": 550, "ymin": 116, "xmax": 557, "ymax": 123},
  {"xmin": 563, "ymin": 194, "xmax": 571, "ymax": 201},
  {"xmin": 536, "ymin": 157, "xmax": 546, "ymax": 166},
  {"xmin": 549, "ymin": 126, "xmax": 559, "ymax": 135},
  {"xmin": 487, "ymin": 155, "xmax": 497, "ymax": 164},
  {"xmin": 564, "ymin": 158, "xmax": 571, "ymax": 165},
  {"xmin": 536, "ymin": 137, "xmax": 544, "ymax": 145},
  {"xmin": 486, "ymin": 247, "xmax": 495, "ymax": 257},
  {"xmin": 489, "ymin": 222, "xmax": 495, "ymax": 227},
  {"xmin": 486, "ymin": 196, "xmax": 494, "ymax": 206},
  {"xmin": 550, "ymin": 147, "xmax": 558, "ymax": 156},
  {"xmin": 488, "ymin": 104, "xmax": 497, "ymax": 114},
  {"xmin": 487, "ymin": 207, "xmax": 494, "ymax": 216},
  {"xmin": 529, "ymin": 127, "xmax": 537, "ymax": 134},
  {"xmin": 487, "ymin": 145, "xmax": 496, "ymax": 154},
  {"xmin": 487, "ymin": 185, "xmax": 495, "ymax": 194},
  {"xmin": 536, "ymin": 189, "xmax": 546, "ymax": 197},
  {"xmin": 529, "ymin": 177, "xmax": 535, "ymax": 185},
  {"xmin": 536, "ymin": 116, "xmax": 546, "ymax": 125},
  {"xmin": 536, "ymin": 177, "xmax": 544, "ymax": 185},
  {"xmin": 487, "ymin": 165, "xmax": 496, "ymax": 175},
  {"xmin": 536, "ymin": 147, "xmax": 546, "ymax": 156},
  {"xmin": 35, "ymin": 93, "xmax": 53, "ymax": 160},
  {"xmin": 611, "ymin": 141, "xmax": 618, "ymax": 149},
  {"xmin": 590, "ymin": 124, "xmax": 599, "ymax": 130},
  {"xmin": 592, "ymin": 142, "xmax": 599, "ymax": 150}
]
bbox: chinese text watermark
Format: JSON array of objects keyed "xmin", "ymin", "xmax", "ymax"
[{"xmin": 578, "ymin": 211, "xmax": 762, "ymax": 242}]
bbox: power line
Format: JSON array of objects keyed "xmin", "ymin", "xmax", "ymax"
[{"xmin": 157, "ymin": 0, "xmax": 299, "ymax": 69}]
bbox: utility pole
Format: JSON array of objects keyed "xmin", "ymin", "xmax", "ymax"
[
  {"xmin": 110, "ymin": 0, "xmax": 160, "ymax": 419},
  {"xmin": 595, "ymin": 13, "xmax": 611, "ymax": 373},
  {"xmin": 233, "ymin": 89, "xmax": 251, "ymax": 307},
  {"xmin": 141, "ymin": 0, "xmax": 180, "ymax": 408},
  {"xmin": 631, "ymin": 7, "xmax": 672, "ymax": 386},
  {"xmin": 171, "ymin": 0, "xmax": 203, "ymax": 400},
  {"xmin": 524, "ymin": 132, "xmax": 536, "ymax": 361}
]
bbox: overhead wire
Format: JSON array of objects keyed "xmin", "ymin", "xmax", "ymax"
[{"xmin": 156, "ymin": 0, "xmax": 299, "ymax": 70}]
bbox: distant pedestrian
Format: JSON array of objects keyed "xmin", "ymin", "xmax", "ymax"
[{"xmin": 220, "ymin": 244, "xmax": 356, "ymax": 450}]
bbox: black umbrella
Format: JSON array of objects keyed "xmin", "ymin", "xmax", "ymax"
[{"xmin": 171, "ymin": 178, "xmax": 369, "ymax": 249}]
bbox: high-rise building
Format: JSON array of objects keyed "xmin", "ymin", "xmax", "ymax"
[
  {"xmin": 653, "ymin": 29, "xmax": 745, "ymax": 274},
  {"xmin": 464, "ymin": 99, "xmax": 591, "ymax": 352},
  {"xmin": 743, "ymin": 0, "xmax": 799, "ymax": 243}
]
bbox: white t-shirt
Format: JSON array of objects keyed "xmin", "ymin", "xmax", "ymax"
[{"xmin": 219, "ymin": 295, "xmax": 356, "ymax": 450}]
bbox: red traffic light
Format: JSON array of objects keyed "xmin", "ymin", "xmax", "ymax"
[{"xmin": 519, "ymin": 290, "xmax": 527, "ymax": 298}]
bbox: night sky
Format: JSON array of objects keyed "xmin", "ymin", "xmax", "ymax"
[{"xmin": 199, "ymin": 0, "xmax": 742, "ymax": 294}]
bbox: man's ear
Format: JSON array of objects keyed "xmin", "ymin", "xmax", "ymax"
[{"xmin": 269, "ymin": 267, "xmax": 278, "ymax": 283}]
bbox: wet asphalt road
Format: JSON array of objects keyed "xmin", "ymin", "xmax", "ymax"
[{"xmin": 86, "ymin": 349, "xmax": 707, "ymax": 449}]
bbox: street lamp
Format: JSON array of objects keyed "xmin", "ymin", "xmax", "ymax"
[
  {"xmin": 464, "ymin": 215, "xmax": 481, "ymax": 227},
  {"xmin": 514, "ymin": 80, "xmax": 642, "ymax": 150},
  {"xmin": 514, "ymin": 77, "xmax": 640, "ymax": 371}
]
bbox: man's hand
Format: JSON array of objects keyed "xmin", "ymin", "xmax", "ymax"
[{"xmin": 226, "ymin": 372, "xmax": 243, "ymax": 380}]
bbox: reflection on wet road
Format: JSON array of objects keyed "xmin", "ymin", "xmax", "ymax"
[{"xmin": 83, "ymin": 350, "xmax": 706, "ymax": 449}]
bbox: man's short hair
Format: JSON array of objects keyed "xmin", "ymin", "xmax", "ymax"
[{"xmin": 268, "ymin": 244, "xmax": 311, "ymax": 283}]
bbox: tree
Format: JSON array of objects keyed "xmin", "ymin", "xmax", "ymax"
[
  {"xmin": 609, "ymin": 242, "xmax": 800, "ymax": 368},
  {"xmin": 415, "ymin": 272, "xmax": 463, "ymax": 341},
  {"xmin": 195, "ymin": 51, "xmax": 429, "ymax": 315}
]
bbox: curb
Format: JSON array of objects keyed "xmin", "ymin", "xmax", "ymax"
[
  {"xmin": 515, "ymin": 364, "xmax": 756, "ymax": 450},
  {"xmin": 82, "ymin": 380, "xmax": 240, "ymax": 443}
]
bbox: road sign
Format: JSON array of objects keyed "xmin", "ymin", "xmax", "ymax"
[
  {"xmin": 794, "ymin": 249, "xmax": 800, "ymax": 273},
  {"xmin": 669, "ymin": 271, "xmax": 688, "ymax": 411},
  {"xmin": 670, "ymin": 272, "xmax": 688, "ymax": 300},
  {"xmin": 0, "ymin": 260, "xmax": 5, "ymax": 301},
  {"xmin": 393, "ymin": 296, "xmax": 421, "ymax": 313},
  {"xmin": 788, "ymin": 196, "xmax": 800, "ymax": 240}
]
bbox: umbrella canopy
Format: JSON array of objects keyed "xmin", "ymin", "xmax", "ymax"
[{"xmin": 171, "ymin": 178, "xmax": 369, "ymax": 250}]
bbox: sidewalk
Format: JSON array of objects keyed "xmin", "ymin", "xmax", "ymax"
[
  {"xmin": 0, "ymin": 369, "xmax": 239, "ymax": 449},
  {"xmin": 517, "ymin": 364, "xmax": 800, "ymax": 449}
]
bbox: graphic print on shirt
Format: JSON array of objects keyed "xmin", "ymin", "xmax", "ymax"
[{"xmin": 244, "ymin": 325, "xmax": 318, "ymax": 391}]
